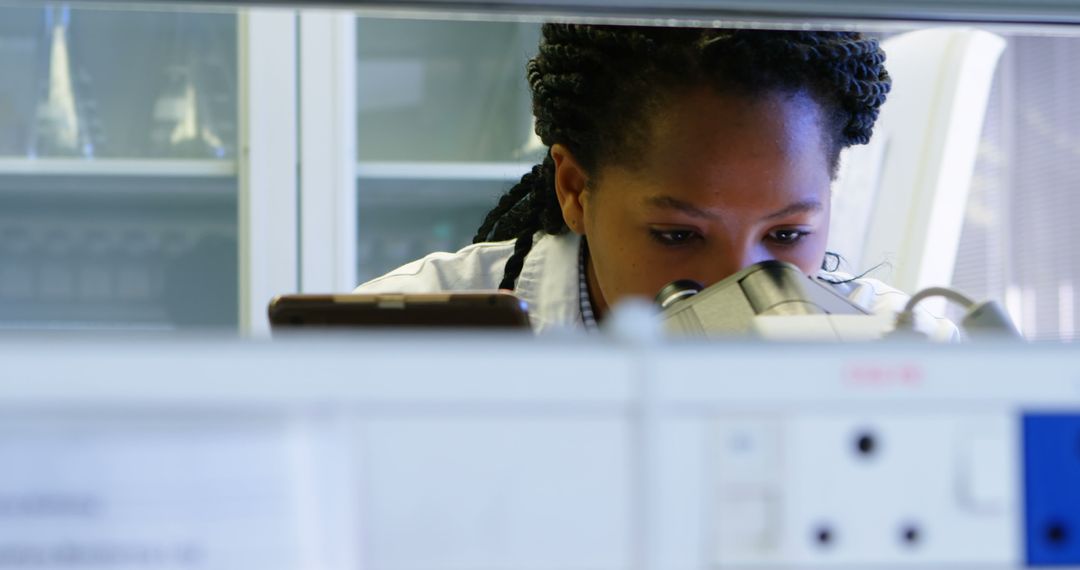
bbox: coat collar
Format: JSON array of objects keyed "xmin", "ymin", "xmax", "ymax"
[{"xmin": 514, "ymin": 231, "xmax": 583, "ymax": 333}]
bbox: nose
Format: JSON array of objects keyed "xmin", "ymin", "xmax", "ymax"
[{"xmin": 705, "ymin": 241, "xmax": 776, "ymax": 286}]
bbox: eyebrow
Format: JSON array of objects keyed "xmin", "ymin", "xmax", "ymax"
[
  {"xmin": 645, "ymin": 195, "xmax": 823, "ymax": 221},
  {"xmin": 762, "ymin": 199, "xmax": 824, "ymax": 220},
  {"xmin": 645, "ymin": 196, "xmax": 718, "ymax": 220}
]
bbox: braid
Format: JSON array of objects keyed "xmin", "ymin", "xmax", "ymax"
[
  {"xmin": 475, "ymin": 25, "xmax": 892, "ymax": 290},
  {"xmin": 498, "ymin": 227, "xmax": 537, "ymax": 290},
  {"xmin": 472, "ymin": 167, "xmax": 537, "ymax": 244},
  {"xmin": 475, "ymin": 155, "xmax": 563, "ymax": 289},
  {"xmin": 473, "ymin": 155, "xmax": 562, "ymax": 244}
]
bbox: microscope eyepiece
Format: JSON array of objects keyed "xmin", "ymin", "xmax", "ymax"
[{"xmin": 655, "ymin": 279, "xmax": 704, "ymax": 309}]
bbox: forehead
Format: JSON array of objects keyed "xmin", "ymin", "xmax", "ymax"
[{"xmin": 610, "ymin": 88, "xmax": 833, "ymax": 211}]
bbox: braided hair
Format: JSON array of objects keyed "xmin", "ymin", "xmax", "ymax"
[{"xmin": 474, "ymin": 25, "xmax": 892, "ymax": 290}]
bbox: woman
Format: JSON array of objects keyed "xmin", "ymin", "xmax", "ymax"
[{"xmin": 357, "ymin": 24, "xmax": 955, "ymax": 339}]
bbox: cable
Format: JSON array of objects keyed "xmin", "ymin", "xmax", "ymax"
[
  {"xmin": 894, "ymin": 286, "xmax": 1021, "ymax": 341},
  {"xmin": 901, "ymin": 286, "xmax": 976, "ymax": 315}
]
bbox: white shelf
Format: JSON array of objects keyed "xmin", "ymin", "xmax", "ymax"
[
  {"xmin": 355, "ymin": 161, "xmax": 529, "ymax": 206},
  {"xmin": 0, "ymin": 158, "xmax": 238, "ymax": 178},
  {"xmin": 357, "ymin": 161, "xmax": 535, "ymax": 181},
  {"xmin": 0, "ymin": 321, "xmax": 178, "ymax": 332}
]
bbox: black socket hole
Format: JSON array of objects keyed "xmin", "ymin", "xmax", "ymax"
[
  {"xmin": 902, "ymin": 524, "xmax": 921, "ymax": 546},
  {"xmin": 855, "ymin": 431, "xmax": 877, "ymax": 457},
  {"xmin": 1047, "ymin": 521, "xmax": 1070, "ymax": 546},
  {"xmin": 814, "ymin": 525, "xmax": 834, "ymax": 548}
]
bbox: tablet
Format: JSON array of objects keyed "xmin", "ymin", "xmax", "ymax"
[{"xmin": 267, "ymin": 292, "xmax": 532, "ymax": 330}]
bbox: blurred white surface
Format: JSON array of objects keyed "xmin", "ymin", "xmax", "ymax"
[
  {"xmin": 0, "ymin": 335, "xmax": 1073, "ymax": 569},
  {"xmin": 830, "ymin": 28, "xmax": 1006, "ymax": 297}
]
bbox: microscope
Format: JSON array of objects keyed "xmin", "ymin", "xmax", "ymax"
[{"xmin": 655, "ymin": 261, "xmax": 1020, "ymax": 341}]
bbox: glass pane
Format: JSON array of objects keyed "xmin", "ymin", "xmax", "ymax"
[
  {"xmin": 0, "ymin": 5, "xmax": 239, "ymax": 330},
  {"xmin": 356, "ymin": 18, "xmax": 537, "ymax": 162},
  {"xmin": 355, "ymin": 17, "xmax": 540, "ymax": 282},
  {"xmin": 356, "ymin": 176, "xmax": 519, "ymax": 283},
  {"xmin": 0, "ymin": 6, "xmax": 237, "ymax": 159}
]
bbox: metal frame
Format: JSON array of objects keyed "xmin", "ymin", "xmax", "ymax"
[
  {"xmin": 238, "ymin": 9, "xmax": 300, "ymax": 337},
  {"xmin": 298, "ymin": 11, "xmax": 358, "ymax": 294},
  {"xmin": 57, "ymin": 0, "xmax": 1080, "ymax": 29},
  {"xmin": 237, "ymin": 9, "xmax": 360, "ymax": 334}
]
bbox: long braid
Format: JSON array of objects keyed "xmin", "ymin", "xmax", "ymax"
[
  {"xmin": 475, "ymin": 25, "xmax": 892, "ymax": 290},
  {"xmin": 472, "ymin": 174, "xmax": 534, "ymax": 244},
  {"xmin": 475, "ymin": 154, "xmax": 562, "ymax": 288},
  {"xmin": 473, "ymin": 155, "xmax": 561, "ymax": 245},
  {"xmin": 498, "ymin": 228, "xmax": 538, "ymax": 290}
]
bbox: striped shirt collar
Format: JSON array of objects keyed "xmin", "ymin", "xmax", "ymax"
[{"xmin": 578, "ymin": 238, "xmax": 598, "ymax": 331}]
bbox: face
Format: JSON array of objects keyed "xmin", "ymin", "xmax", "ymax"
[{"xmin": 552, "ymin": 88, "xmax": 834, "ymax": 316}]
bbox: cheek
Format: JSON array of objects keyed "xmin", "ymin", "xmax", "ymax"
[
  {"xmin": 587, "ymin": 223, "xmax": 673, "ymax": 300},
  {"xmin": 785, "ymin": 232, "xmax": 830, "ymax": 275},
  {"xmin": 582, "ymin": 194, "xmax": 649, "ymax": 297},
  {"xmin": 610, "ymin": 247, "xmax": 704, "ymax": 299},
  {"xmin": 592, "ymin": 230, "xmax": 649, "ymax": 292}
]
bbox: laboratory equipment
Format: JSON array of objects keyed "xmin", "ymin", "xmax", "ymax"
[
  {"xmin": 656, "ymin": 260, "xmax": 1020, "ymax": 341},
  {"xmin": 656, "ymin": 261, "xmax": 889, "ymax": 341},
  {"xmin": 149, "ymin": 17, "xmax": 233, "ymax": 158},
  {"xmin": 894, "ymin": 286, "xmax": 1022, "ymax": 340},
  {"xmin": 28, "ymin": 4, "xmax": 101, "ymax": 158}
]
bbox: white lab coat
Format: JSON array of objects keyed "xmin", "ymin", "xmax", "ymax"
[{"xmin": 356, "ymin": 231, "xmax": 958, "ymax": 340}]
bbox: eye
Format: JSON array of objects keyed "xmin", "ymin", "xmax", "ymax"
[
  {"xmin": 768, "ymin": 228, "xmax": 811, "ymax": 245},
  {"xmin": 650, "ymin": 228, "xmax": 701, "ymax": 246}
]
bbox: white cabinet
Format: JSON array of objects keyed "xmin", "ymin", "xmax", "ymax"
[
  {"xmin": 0, "ymin": 7, "xmax": 240, "ymax": 330},
  {"xmin": 0, "ymin": 9, "xmax": 544, "ymax": 332}
]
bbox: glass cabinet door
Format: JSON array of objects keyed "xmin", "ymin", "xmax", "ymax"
[
  {"xmin": 355, "ymin": 17, "xmax": 541, "ymax": 283},
  {"xmin": 0, "ymin": 6, "xmax": 239, "ymax": 330}
]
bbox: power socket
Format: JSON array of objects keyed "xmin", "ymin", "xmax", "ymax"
[
  {"xmin": 713, "ymin": 414, "xmax": 1017, "ymax": 567},
  {"xmin": 1023, "ymin": 413, "xmax": 1080, "ymax": 565}
]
